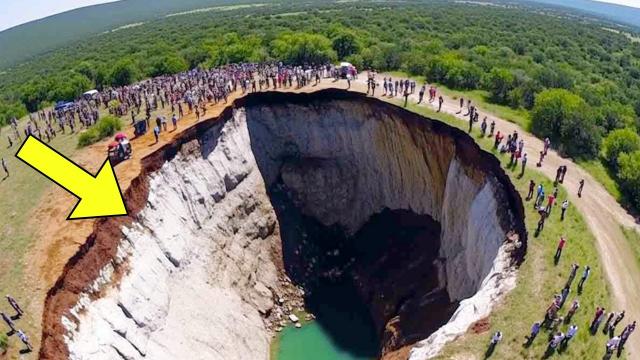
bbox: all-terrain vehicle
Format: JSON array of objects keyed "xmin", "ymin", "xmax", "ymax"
[{"xmin": 108, "ymin": 133, "xmax": 132, "ymax": 165}]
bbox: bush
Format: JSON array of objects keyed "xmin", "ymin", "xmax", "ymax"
[
  {"xmin": 603, "ymin": 129, "xmax": 640, "ymax": 169},
  {"xmin": 617, "ymin": 150, "xmax": 640, "ymax": 209},
  {"xmin": 77, "ymin": 115, "xmax": 122, "ymax": 147}
]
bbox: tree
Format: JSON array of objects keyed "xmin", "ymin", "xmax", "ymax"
[
  {"xmin": 404, "ymin": 52, "xmax": 429, "ymax": 76},
  {"xmin": 425, "ymin": 53, "xmax": 481, "ymax": 89},
  {"xmin": 559, "ymin": 106, "xmax": 602, "ymax": 158},
  {"xmin": 508, "ymin": 77, "xmax": 540, "ymax": 109},
  {"xmin": 109, "ymin": 59, "xmax": 138, "ymax": 87},
  {"xmin": 597, "ymin": 102, "xmax": 637, "ymax": 132},
  {"xmin": 47, "ymin": 72, "xmax": 93, "ymax": 101},
  {"xmin": 485, "ymin": 68, "xmax": 515, "ymax": 104},
  {"xmin": 206, "ymin": 33, "xmax": 266, "ymax": 66},
  {"xmin": 603, "ymin": 129, "xmax": 640, "ymax": 169},
  {"xmin": 75, "ymin": 61, "xmax": 97, "ymax": 82},
  {"xmin": 331, "ymin": 30, "xmax": 359, "ymax": 59},
  {"xmin": 181, "ymin": 46, "xmax": 210, "ymax": 69},
  {"xmin": 270, "ymin": 33, "xmax": 336, "ymax": 65},
  {"xmin": 444, "ymin": 61, "xmax": 482, "ymax": 89},
  {"xmin": 0, "ymin": 101, "xmax": 28, "ymax": 126},
  {"xmin": 19, "ymin": 80, "xmax": 48, "ymax": 112},
  {"xmin": 531, "ymin": 89, "xmax": 601, "ymax": 158},
  {"xmin": 617, "ymin": 150, "xmax": 640, "ymax": 210},
  {"xmin": 532, "ymin": 89, "xmax": 583, "ymax": 139},
  {"xmin": 147, "ymin": 55, "xmax": 188, "ymax": 77}
]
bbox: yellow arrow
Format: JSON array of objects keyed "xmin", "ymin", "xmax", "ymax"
[{"xmin": 15, "ymin": 135, "xmax": 128, "ymax": 220}]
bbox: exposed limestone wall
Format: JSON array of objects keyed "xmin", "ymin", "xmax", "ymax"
[
  {"xmin": 59, "ymin": 91, "xmax": 525, "ymax": 360},
  {"xmin": 66, "ymin": 115, "xmax": 281, "ymax": 360}
]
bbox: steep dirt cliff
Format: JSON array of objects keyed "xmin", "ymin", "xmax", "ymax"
[{"xmin": 39, "ymin": 90, "xmax": 526, "ymax": 360}]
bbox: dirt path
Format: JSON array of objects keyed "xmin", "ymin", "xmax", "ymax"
[
  {"xmin": 351, "ymin": 75, "xmax": 640, "ymax": 357},
  {"xmin": 25, "ymin": 76, "xmax": 640, "ymax": 357}
]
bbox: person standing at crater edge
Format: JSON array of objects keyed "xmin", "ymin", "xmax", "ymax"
[
  {"xmin": 1, "ymin": 158, "xmax": 8, "ymax": 178},
  {"xmin": 527, "ymin": 180, "xmax": 535, "ymax": 201},
  {"xmin": 561, "ymin": 199, "xmax": 569, "ymax": 221},
  {"xmin": 1, "ymin": 312, "xmax": 16, "ymax": 333},
  {"xmin": 555, "ymin": 236, "xmax": 566, "ymax": 262},
  {"xmin": 6, "ymin": 295, "xmax": 23, "ymax": 318},
  {"xmin": 578, "ymin": 265, "xmax": 591, "ymax": 291}
]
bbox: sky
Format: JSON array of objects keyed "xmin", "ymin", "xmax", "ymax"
[
  {"xmin": 596, "ymin": 0, "xmax": 640, "ymax": 8},
  {"xmin": 0, "ymin": 0, "xmax": 639, "ymax": 32},
  {"xmin": 0, "ymin": 0, "xmax": 120, "ymax": 31}
]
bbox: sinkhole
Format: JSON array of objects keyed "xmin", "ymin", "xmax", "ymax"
[{"xmin": 41, "ymin": 90, "xmax": 526, "ymax": 360}]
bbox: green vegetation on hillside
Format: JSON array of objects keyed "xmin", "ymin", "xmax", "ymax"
[{"xmin": 0, "ymin": 0, "xmax": 271, "ymax": 69}]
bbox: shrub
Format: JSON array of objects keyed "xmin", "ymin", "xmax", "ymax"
[
  {"xmin": 77, "ymin": 115, "xmax": 122, "ymax": 147},
  {"xmin": 603, "ymin": 129, "xmax": 640, "ymax": 169}
]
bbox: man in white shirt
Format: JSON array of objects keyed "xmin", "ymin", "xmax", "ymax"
[
  {"xmin": 562, "ymin": 325, "xmax": 578, "ymax": 347},
  {"xmin": 561, "ymin": 200, "xmax": 569, "ymax": 221}
]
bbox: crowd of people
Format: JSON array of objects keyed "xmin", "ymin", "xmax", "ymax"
[
  {"xmin": 488, "ymin": 259, "xmax": 635, "ymax": 359},
  {"xmin": 1, "ymin": 63, "xmax": 339, "ymax": 171},
  {"xmin": 3, "ymin": 63, "xmax": 338, "ymax": 148}
]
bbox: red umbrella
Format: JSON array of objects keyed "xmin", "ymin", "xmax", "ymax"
[{"xmin": 115, "ymin": 133, "xmax": 127, "ymax": 141}]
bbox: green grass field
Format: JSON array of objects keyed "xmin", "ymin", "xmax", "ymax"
[
  {"xmin": 0, "ymin": 106, "xmax": 169, "ymax": 355},
  {"xmin": 0, "ymin": 122, "xmax": 81, "ymax": 353},
  {"xmin": 622, "ymin": 226, "xmax": 640, "ymax": 271},
  {"xmin": 576, "ymin": 159, "xmax": 623, "ymax": 202}
]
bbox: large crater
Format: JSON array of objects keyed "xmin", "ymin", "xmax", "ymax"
[{"xmin": 40, "ymin": 90, "xmax": 526, "ymax": 360}]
